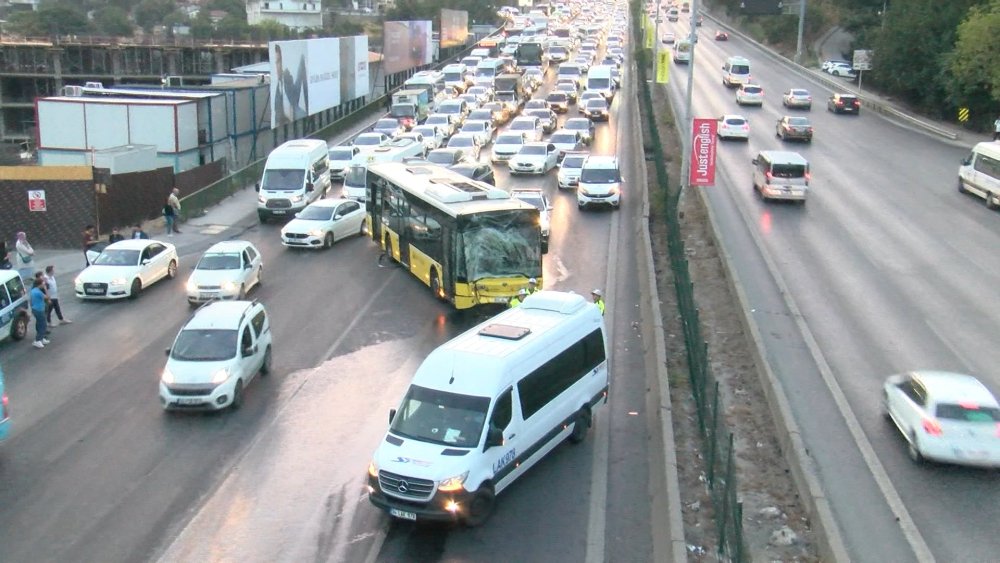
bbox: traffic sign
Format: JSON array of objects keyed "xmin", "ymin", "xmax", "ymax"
[
  {"xmin": 853, "ymin": 49, "xmax": 873, "ymax": 71},
  {"xmin": 27, "ymin": 190, "xmax": 46, "ymax": 212},
  {"xmin": 958, "ymin": 107, "xmax": 969, "ymax": 122}
]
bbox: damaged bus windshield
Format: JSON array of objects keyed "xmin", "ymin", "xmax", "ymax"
[{"xmin": 365, "ymin": 162, "xmax": 543, "ymax": 309}]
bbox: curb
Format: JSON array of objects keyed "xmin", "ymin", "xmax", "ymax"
[{"xmin": 696, "ymin": 187, "xmax": 851, "ymax": 563}]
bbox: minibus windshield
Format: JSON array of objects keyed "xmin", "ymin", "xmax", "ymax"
[
  {"xmin": 391, "ymin": 385, "xmax": 490, "ymax": 447},
  {"xmin": 262, "ymin": 169, "xmax": 305, "ymax": 191}
]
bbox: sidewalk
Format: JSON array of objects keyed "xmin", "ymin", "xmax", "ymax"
[{"xmin": 813, "ymin": 26, "xmax": 991, "ymax": 147}]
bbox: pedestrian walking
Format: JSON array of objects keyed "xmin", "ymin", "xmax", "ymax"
[
  {"xmin": 30, "ymin": 278, "xmax": 50, "ymax": 349},
  {"xmin": 108, "ymin": 227, "xmax": 125, "ymax": 243},
  {"xmin": 0, "ymin": 239, "xmax": 10, "ymax": 270},
  {"xmin": 509, "ymin": 288, "xmax": 528, "ymax": 308},
  {"xmin": 591, "ymin": 288, "xmax": 605, "ymax": 316},
  {"xmin": 82, "ymin": 225, "xmax": 98, "ymax": 267},
  {"xmin": 164, "ymin": 188, "xmax": 182, "ymax": 235},
  {"xmin": 44, "ymin": 265, "xmax": 71, "ymax": 326},
  {"xmin": 14, "ymin": 231, "xmax": 34, "ymax": 281},
  {"xmin": 994, "ymin": 115, "xmax": 1000, "ymax": 141},
  {"xmin": 131, "ymin": 224, "xmax": 149, "ymax": 240},
  {"xmin": 526, "ymin": 277, "xmax": 540, "ymax": 295}
]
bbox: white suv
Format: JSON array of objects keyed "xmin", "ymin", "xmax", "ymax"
[
  {"xmin": 160, "ymin": 301, "xmax": 272, "ymax": 411},
  {"xmin": 186, "ymin": 241, "xmax": 263, "ymax": 305},
  {"xmin": 578, "ymin": 155, "xmax": 623, "ymax": 209}
]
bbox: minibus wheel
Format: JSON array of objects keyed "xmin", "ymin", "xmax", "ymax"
[
  {"xmin": 463, "ymin": 486, "xmax": 495, "ymax": 527},
  {"xmin": 568, "ymin": 408, "xmax": 592, "ymax": 444}
]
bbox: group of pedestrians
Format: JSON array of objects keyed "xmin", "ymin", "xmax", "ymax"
[
  {"xmin": 507, "ymin": 278, "xmax": 606, "ymax": 316},
  {"xmin": 29, "ymin": 266, "xmax": 71, "ymax": 349}
]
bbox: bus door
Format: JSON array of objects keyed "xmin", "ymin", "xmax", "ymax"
[{"xmin": 383, "ymin": 183, "xmax": 410, "ymax": 265}]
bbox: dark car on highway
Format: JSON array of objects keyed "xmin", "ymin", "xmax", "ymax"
[
  {"xmin": 828, "ymin": 93, "xmax": 861, "ymax": 115},
  {"xmin": 776, "ymin": 116, "xmax": 814, "ymax": 142}
]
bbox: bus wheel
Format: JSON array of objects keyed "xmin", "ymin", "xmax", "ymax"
[
  {"xmin": 463, "ymin": 485, "xmax": 495, "ymax": 527},
  {"xmin": 568, "ymin": 408, "xmax": 592, "ymax": 444},
  {"xmin": 430, "ymin": 270, "xmax": 445, "ymax": 301}
]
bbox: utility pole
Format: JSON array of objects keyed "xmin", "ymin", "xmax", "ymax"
[
  {"xmin": 678, "ymin": 0, "xmax": 701, "ymax": 198},
  {"xmin": 794, "ymin": 0, "xmax": 806, "ymax": 64}
]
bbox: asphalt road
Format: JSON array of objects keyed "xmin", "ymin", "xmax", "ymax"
[
  {"xmin": 658, "ymin": 16, "xmax": 999, "ymax": 562},
  {"xmin": 0, "ymin": 26, "xmax": 666, "ymax": 563}
]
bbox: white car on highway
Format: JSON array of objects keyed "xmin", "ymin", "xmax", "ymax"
[
  {"xmin": 411, "ymin": 125, "xmax": 445, "ymax": 150},
  {"xmin": 509, "ymin": 142, "xmax": 560, "ymax": 175},
  {"xmin": 280, "ymin": 198, "xmax": 366, "ymax": 249},
  {"xmin": 186, "ymin": 240, "xmax": 263, "ymax": 305},
  {"xmin": 491, "ymin": 131, "xmax": 526, "ymax": 164},
  {"xmin": 509, "ymin": 116, "xmax": 544, "ymax": 143},
  {"xmin": 352, "ymin": 132, "xmax": 390, "ymax": 152},
  {"xmin": 447, "ymin": 132, "xmax": 483, "ymax": 161},
  {"xmin": 510, "ymin": 187, "xmax": 552, "ymax": 249},
  {"xmin": 75, "ymin": 239, "xmax": 178, "ymax": 300},
  {"xmin": 460, "ymin": 119, "xmax": 495, "ymax": 147},
  {"xmin": 717, "ymin": 114, "xmax": 750, "ymax": 141},
  {"xmin": 564, "ymin": 117, "xmax": 596, "ymax": 145},
  {"xmin": 328, "ymin": 145, "xmax": 360, "ymax": 181},
  {"xmin": 558, "ymin": 151, "xmax": 588, "ymax": 189},
  {"xmin": 549, "ymin": 129, "xmax": 585, "ymax": 156},
  {"xmin": 882, "ymin": 371, "xmax": 1000, "ymax": 468},
  {"xmin": 735, "ymin": 84, "xmax": 765, "ymax": 106}
]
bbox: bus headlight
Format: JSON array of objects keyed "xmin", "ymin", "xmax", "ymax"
[{"xmin": 437, "ymin": 471, "xmax": 469, "ymax": 492}]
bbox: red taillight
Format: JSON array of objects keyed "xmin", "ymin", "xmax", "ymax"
[
  {"xmin": 995, "ymin": 423, "xmax": 1000, "ymax": 438},
  {"xmin": 742, "ymin": 124, "xmax": 749, "ymax": 130},
  {"xmin": 1, "ymin": 393, "xmax": 8, "ymax": 420},
  {"xmin": 922, "ymin": 418, "xmax": 943, "ymax": 436},
  {"xmin": 958, "ymin": 400, "xmax": 980, "ymax": 409},
  {"xmin": 804, "ymin": 172, "xmax": 811, "ymax": 182},
  {"xmin": 808, "ymin": 128, "xmax": 814, "ymax": 133}
]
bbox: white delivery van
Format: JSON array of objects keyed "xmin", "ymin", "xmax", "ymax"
[
  {"xmin": 474, "ymin": 58, "xmax": 506, "ymax": 88},
  {"xmin": 586, "ymin": 65, "xmax": 616, "ymax": 101},
  {"xmin": 722, "ymin": 56, "xmax": 752, "ymax": 87},
  {"xmin": 342, "ymin": 138, "xmax": 426, "ymax": 201},
  {"xmin": 958, "ymin": 141, "xmax": 1000, "ymax": 208},
  {"xmin": 367, "ymin": 291, "xmax": 609, "ymax": 526},
  {"xmin": 752, "ymin": 150, "xmax": 810, "ymax": 202},
  {"xmin": 256, "ymin": 139, "xmax": 331, "ymax": 222}
]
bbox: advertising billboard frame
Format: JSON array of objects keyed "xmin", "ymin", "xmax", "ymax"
[{"xmin": 383, "ymin": 20, "xmax": 433, "ymax": 75}]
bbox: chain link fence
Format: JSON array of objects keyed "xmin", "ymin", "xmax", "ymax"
[{"xmin": 630, "ymin": 1, "xmax": 745, "ymax": 560}]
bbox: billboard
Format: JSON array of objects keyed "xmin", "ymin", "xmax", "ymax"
[
  {"xmin": 383, "ymin": 21, "xmax": 433, "ymax": 75},
  {"xmin": 340, "ymin": 35, "xmax": 370, "ymax": 101},
  {"xmin": 440, "ymin": 9, "xmax": 469, "ymax": 48},
  {"xmin": 689, "ymin": 118, "xmax": 718, "ymax": 187},
  {"xmin": 269, "ymin": 38, "xmax": 341, "ymax": 128}
]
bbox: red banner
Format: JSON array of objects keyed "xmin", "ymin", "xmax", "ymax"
[{"xmin": 689, "ymin": 118, "xmax": 718, "ymax": 187}]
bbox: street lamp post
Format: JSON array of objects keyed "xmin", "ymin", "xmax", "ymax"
[
  {"xmin": 678, "ymin": 0, "xmax": 701, "ymax": 198},
  {"xmin": 795, "ymin": 0, "xmax": 806, "ymax": 64}
]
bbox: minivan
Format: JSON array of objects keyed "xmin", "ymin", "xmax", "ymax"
[
  {"xmin": 256, "ymin": 139, "xmax": 331, "ymax": 223},
  {"xmin": 578, "ymin": 155, "xmax": 623, "ymax": 209},
  {"xmin": 367, "ymin": 291, "xmax": 608, "ymax": 526},
  {"xmin": 752, "ymin": 150, "xmax": 810, "ymax": 202},
  {"xmin": 672, "ymin": 39, "xmax": 692, "ymax": 64},
  {"xmin": 958, "ymin": 141, "xmax": 1000, "ymax": 208},
  {"xmin": 722, "ymin": 56, "xmax": 752, "ymax": 87},
  {"xmin": 0, "ymin": 270, "xmax": 29, "ymax": 345}
]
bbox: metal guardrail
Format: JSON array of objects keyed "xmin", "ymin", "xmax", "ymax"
[{"xmin": 705, "ymin": 14, "xmax": 960, "ymax": 141}]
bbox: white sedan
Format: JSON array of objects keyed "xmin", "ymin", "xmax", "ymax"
[
  {"xmin": 280, "ymin": 198, "xmax": 366, "ymax": 249},
  {"xmin": 447, "ymin": 133, "xmax": 483, "ymax": 161},
  {"xmin": 883, "ymin": 371, "xmax": 1000, "ymax": 467},
  {"xmin": 736, "ymin": 84, "xmax": 765, "ymax": 106},
  {"xmin": 75, "ymin": 239, "xmax": 178, "ymax": 300},
  {"xmin": 412, "ymin": 125, "xmax": 446, "ymax": 150},
  {"xmin": 717, "ymin": 114, "xmax": 750, "ymax": 140},
  {"xmin": 509, "ymin": 142, "xmax": 560, "ymax": 175},
  {"xmin": 186, "ymin": 240, "xmax": 263, "ymax": 305}
]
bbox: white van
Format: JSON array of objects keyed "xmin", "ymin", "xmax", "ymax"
[
  {"xmin": 672, "ymin": 39, "xmax": 692, "ymax": 64},
  {"xmin": 586, "ymin": 65, "xmax": 616, "ymax": 100},
  {"xmin": 722, "ymin": 56, "xmax": 752, "ymax": 87},
  {"xmin": 475, "ymin": 58, "xmax": 506, "ymax": 88},
  {"xmin": 367, "ymin": 291, "xmax": 609, "ymax": 526},
  {"xmin": 958, "ymin": 141, "xmax": 1000, "ymax": 208},
  {"xmin": 256, "ymin": 139, "xmax": 331, "ymax": 222},
  {"xmin": 752, "ymin": 150, "xmax": 810, "ymax": 202}
]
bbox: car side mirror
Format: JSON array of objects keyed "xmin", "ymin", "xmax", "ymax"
[
  {"xmin": 242, "ymin": 345, "xmax": 255, "ymax": 357},
  {"xmin": 485, "ymin": 426, "xmax": 504, "ymax": 449},
  {"xmin": 244, "ymin": 262, "xmax": 252, "ymax": 269},
  {"xmin": 255, "ymin": 182, "xmax": 260, "ymax": 192},
  {"xmin": 961, "ymin": 157, "xmax": 971, "ymax": 166},
  {"xmin": 334, "ymin": 214, "xmax": 343, "ymax": 220},
  {"xmin": 751, "ymin": 158, "xmax": 759, "ymax": 165},
  {"xmin": 388, "ymin": 408, "xmax": 396, "ymax": 424},
  {"xmin": 141, "ymin": 259, "xmax": 150, "ymax": 265},
  {"xmin": 165, "ymin": 348, "xmax": 171, "ymax": 356}
]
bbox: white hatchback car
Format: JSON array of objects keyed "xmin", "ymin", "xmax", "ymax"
[
  {"xmin": 160, "ymin": 300, "xmax": 272, "ymax": 411},
  {"xmin": 491, "ymin": 131, "xmax": 527, "ymax": 164},
  {"xmin": 508, "ymin": 116, "xmax": 544, "ymax": 143},
  {"xmin": 549, "ymin": 129, "xmax": 584, "ymax": 156},
  {"xmin": 558, "ymin": 151, "xmax": 588, "ymax": 189},
  {"xmin": 736, "ymin": 84, "xmax": 765, "ymax": 106},
  {"xmin": 411, "ymin": 125, "xmax": 445, "ymax": 150},
  {"xmin": 75, "ymin": 239, "xmax": 178, "ymax": 300},
  {"xmin": 509, "ymin": 142, "xmax": 560, "ymax": 175},
  {"xmin": 717, "ymin": 114, "xmax": 750, "ymax": 141},
  {"xmin": 280, "ymin": 198, "xmax": 366, "ymax": 249},
  {"xmin": 883, "ymin": 371, "xmax": 1000, "ymax": 467},
  {"xmin": 186, "ymin": 240, "xmax": 263, "ymax": 305}
]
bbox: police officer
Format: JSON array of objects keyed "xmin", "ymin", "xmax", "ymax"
[
  {"xmin": 591, "ymin": 289, "xmax": 605, "ymax": 316},
  {"xmin": 527, "ymin": 277, "xmax": 540, "ymax": 295},
  {"xmin": 509, "ymin": 288, "xmax": 528, "ymax": 308}
]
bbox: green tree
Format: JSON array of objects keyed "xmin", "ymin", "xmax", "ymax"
[
  {"xmin": 134, "ymin": 0, "xmax": 177, "ymax": 32},
  {"xmin": 206, "ymin": 0, "xmax": 247, "ymax": 18},
  {"xmin": 191, "ymin": 11, "xmax": 216, "ymax": 38},
  {"xmin": 26, "ymin": 4, "xmax": 92, "ymax": 35},
  {"xmin": 948, "ymin": 0, "xmax": 1000, "ymax": 129},
  {"xmin": 93, "ymin": 6, "xmax": 134, "ymax": 37},
  {"xmin": 216, "ymin": 14, "xmax": 251, "ymax": 39}
]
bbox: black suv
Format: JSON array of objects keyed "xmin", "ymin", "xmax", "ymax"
[{"xmin": 828, "ymin": 93, "xmax": 861, "ymax": 115}]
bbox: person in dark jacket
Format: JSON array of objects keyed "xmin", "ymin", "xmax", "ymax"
[
  {"xmin": 131, "ymin": 224, "xmax": 149, "ymax": 239},
  {"xmin": 108, "ymin": 227, "xmax": 125, "ymax": 243}
]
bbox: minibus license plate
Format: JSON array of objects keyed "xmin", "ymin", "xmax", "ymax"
[{"xmin": 390, "ymin": 508, "xmax": 417, "ymax": 521}]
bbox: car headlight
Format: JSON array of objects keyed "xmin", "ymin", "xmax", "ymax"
[
  {"xmin": 221, "ymin": 281, "xmax": 238, "ymax": 292},
  {"xmin": 291, "ymin": 194, "xmax": 304, "ymax": 203},
  {"xmin": 368, "ymin": 460, "xmax": 379, "ymax": 478},
  {"xmin": 258, "ymin": 195, "xmax": 266, "ymax": 204},
  {"xmin": 161, "ymin": 367, "xmax": 175, "ymax": 384},
  {"xmin": 437, "ymin": 471, "xmax": 469, "ymax": 492},
  {"xmin": 186, "ymin": 279, "xmax": 197, "ymax": 292},
  {"xmin": 211, "ymin": 368, "xmax": 230, "ymax": 384},
  {"xmin": 308, "ymin": 229, "xmax": 325, "ymax": 237},
  {"xmin": 74, "ymin": 276, "xmax": 83, "ymax": 287},
  {"xmin": 110, "ymin": 277, "xmax": 128, "ymax": 286}
]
